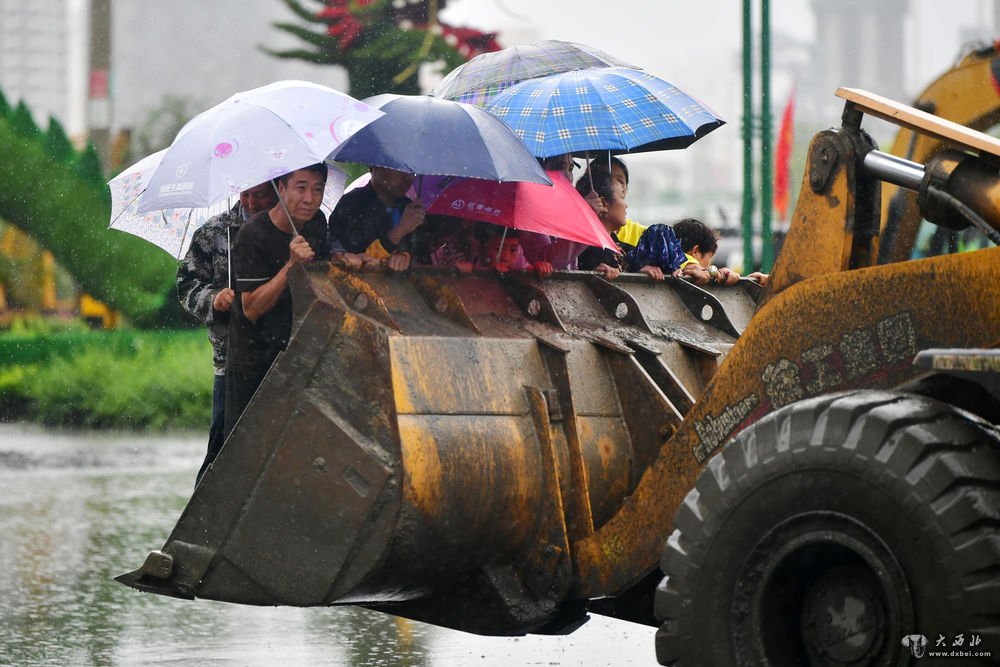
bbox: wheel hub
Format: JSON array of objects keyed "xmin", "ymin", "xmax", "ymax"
[
  {"xmin": 732, "ymin": 511, "xmax": 912, "ymax": 667},
  {"xmin": 800, "ymin": 566, "xmax": 886, "ymax": 665}
]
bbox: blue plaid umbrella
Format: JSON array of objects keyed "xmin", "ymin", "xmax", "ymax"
[
  {"xmin": 487, "ymin": 67, "xmax": 725, "ymax": 158},
  {"xmin": 430, "ymin": 39, "xmax": 639, "ymax": 107}
]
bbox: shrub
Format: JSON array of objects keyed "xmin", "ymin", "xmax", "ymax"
[{"xmin": 0, "ymin": 328, "xmax": 213, "ymax": 430}]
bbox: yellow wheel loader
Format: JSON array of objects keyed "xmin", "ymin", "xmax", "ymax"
[{"xmin": 119, "ymin": 89, "xmax": 1000, "ymax": 666}]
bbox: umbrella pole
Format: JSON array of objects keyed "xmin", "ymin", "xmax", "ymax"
[
  {"xmin": 586, "ymin": 157, "xmax": 594, "ymax": 191},
  {"xmin": 178, "ymin": 208, "xmax": 195, "ymax": 261},
  {"xmin": 161, "ymin": 210, "xmax": 175, "ymax": 257},
  {"xmin": 270, "ymin": 180, "xmax": 300, "ymax": 236},
  {"xmin": 495, "ymin": 226, "xmax": 509, "ymax": 265},
  {"xmin": 227, "ymin": 226, "xmax": 232, "ymax": 290}
]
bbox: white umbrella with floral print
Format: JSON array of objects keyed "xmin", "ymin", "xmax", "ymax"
[
  {"xmin": 108, "ymin": 149, "xmax": 348, "ymax": 259},
  {"xmin": 134, "ymin": 79, "xmax": 381, "ymax": 213}
]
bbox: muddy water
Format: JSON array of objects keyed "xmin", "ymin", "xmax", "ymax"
[{"xmin": 0, "ymin": 425, "xmax": 656, "ymax": 666}]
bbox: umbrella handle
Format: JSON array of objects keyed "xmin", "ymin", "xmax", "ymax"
[{"xmin": 270, "ymin": 180, "xmax": 300, "ymax": 236}]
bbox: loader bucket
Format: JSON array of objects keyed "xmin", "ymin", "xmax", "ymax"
[{"xmin": 117, "ymin": 263, "xmax": 756, "ymax": 635}]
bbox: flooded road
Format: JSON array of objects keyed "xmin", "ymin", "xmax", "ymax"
[{"xmin": 0, "ymin": 425, "xmax": 657, "ymax": 666}]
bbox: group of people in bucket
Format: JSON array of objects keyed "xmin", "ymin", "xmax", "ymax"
[{"xmin": 177, "ymin": 156, "xmax": 766, "ymax": 483}]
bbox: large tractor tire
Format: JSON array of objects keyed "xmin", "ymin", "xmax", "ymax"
[{"xmin": 655, "ymin": 390, "xmax": 1000, "ymax": 666}]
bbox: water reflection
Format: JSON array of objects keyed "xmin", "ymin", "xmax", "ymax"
[{"xmin": 0, "ymin": 425, "xmax": 655, "ymax": 666}]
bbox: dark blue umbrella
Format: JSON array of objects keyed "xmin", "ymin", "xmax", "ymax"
[
  {"xmin": 487, "ymin": 67, "xmax": 725, "ymax": 158},
  {"xmin": 327, "ymin": 94, "xmax": 551, "ymax": 184}
]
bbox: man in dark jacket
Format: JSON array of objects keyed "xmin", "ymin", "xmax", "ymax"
[
  {"xmin": 176, "ymin": 181, "xmax": 277, "ymax": 483},
  {"xmin": 329, "ymin": 166, "xmax": 425, "ymax": 272}
]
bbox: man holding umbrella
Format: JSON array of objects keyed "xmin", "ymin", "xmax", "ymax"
[
  {"xmin": 176, "ymin": 181, "xmax": 278, "ymax": 484},
  {"xmin": 224, "ymin": 163, "xmax": 329, "ymax": 439}
]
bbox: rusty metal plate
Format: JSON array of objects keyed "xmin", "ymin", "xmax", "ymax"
[{"xmin": 221, "ymin": 396, "xmax": 392, "ymax": 606}]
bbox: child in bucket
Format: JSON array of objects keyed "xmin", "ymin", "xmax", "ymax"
[
  {"xmin": 630, "ymin": 218, "xmax": 756, "ymax": 287},
  {"xmin": 671, "ymin": 218, "xmax": 741, "ymax": 286},
  {"xmin": 424, "ymin": 215, "xmax": 481, "ymax": 269},
  {"xmin": 473, "ymin": 225, "xmax": 554, "ymax": 278}
]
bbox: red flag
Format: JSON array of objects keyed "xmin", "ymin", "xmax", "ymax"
[{"xmin": 774, "ymin": 86, "xmax": 795, "ymax": 221}]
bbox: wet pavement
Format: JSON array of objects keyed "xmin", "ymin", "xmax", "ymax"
[{"xmin": 0, "ymin": 424, "xmax": 657, "ymax": 666}]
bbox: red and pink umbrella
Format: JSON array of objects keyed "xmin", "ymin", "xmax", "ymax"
[{"xmin": 423, "ymin": 170, "xmax": 618, "ymax": 252}]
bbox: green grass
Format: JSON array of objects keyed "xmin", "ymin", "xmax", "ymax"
[{"xmin": 0, "ymin": 326, "xmax": 213, "ymax": 430}]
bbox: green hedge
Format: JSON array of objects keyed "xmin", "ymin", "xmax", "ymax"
[
  {"xmin": 0, "ymin": 327, "xmax": 213, "ymax": 429},
  {"xmin": 0, "ymin": 91, "xmax": 180, "ymax": 326}
]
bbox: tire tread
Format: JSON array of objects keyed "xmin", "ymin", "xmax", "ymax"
[{"xmin": 654, "ymin": 390, "xmax": 1000, "ymax": 666}]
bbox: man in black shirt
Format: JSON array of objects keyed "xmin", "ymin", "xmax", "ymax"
[{"xmin": 224, "ymin": 163, "xmax": 329, "ymax": 438}]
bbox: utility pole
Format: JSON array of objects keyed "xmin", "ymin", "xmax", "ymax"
[
  {"xmin": 87, "ymin": 0, "xmax": 112, "ymax": 169},
  {"xmin": 740, "ymin": 0, "xmax": 774, "ymax": 272},
  {"xmin": 760, "ymin": 0, "xmax": 773, "ymax": 270},
  {"xmin": 741, "ymin": 0, "xmax": 754, "ymax": 273}
]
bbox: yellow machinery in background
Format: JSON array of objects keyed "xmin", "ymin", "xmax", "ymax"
[
  {"xmin": 880, "ymin": 41, "xmax": 1000, "ymax": 262},
  {"xmin": 0, "ymin": 224, "xmax": 118, "ymax": 328},
  {"xmin": 78, "ymin": 293, "xmax": 118, "ymax": 329}
]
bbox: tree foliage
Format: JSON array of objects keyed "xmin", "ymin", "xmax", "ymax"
[
  {"xmin": 269, "ymin": 0, "xmax": 500, "ymax": 99},
  {"xmin": 0, "ymin": 95, "xmax": 180, "ymax": 326}
]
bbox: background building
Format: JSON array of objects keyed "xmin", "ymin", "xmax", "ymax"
[
  {"xmin": 808, "ymin": 0, "xmax": 910, "ymax": 118},
  {"xmin": 0, "ymin": 0, "xmax": 348, "ymax": 145},
  {"xmin": 111, "ymin": 1, "xmax": 347, "ymax": 137},
  {"xmin": 0, "ymin": 0, "xmax": 85, "ymax": 135}
]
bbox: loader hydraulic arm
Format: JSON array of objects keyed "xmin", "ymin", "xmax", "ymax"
[
  {"xmin": 879, "ymin": 42, "xmax": 1000, "ymax": 262},
  {"xmin": 762, "ymin": 87, "xmax": 1000, "ymax": 305}
]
